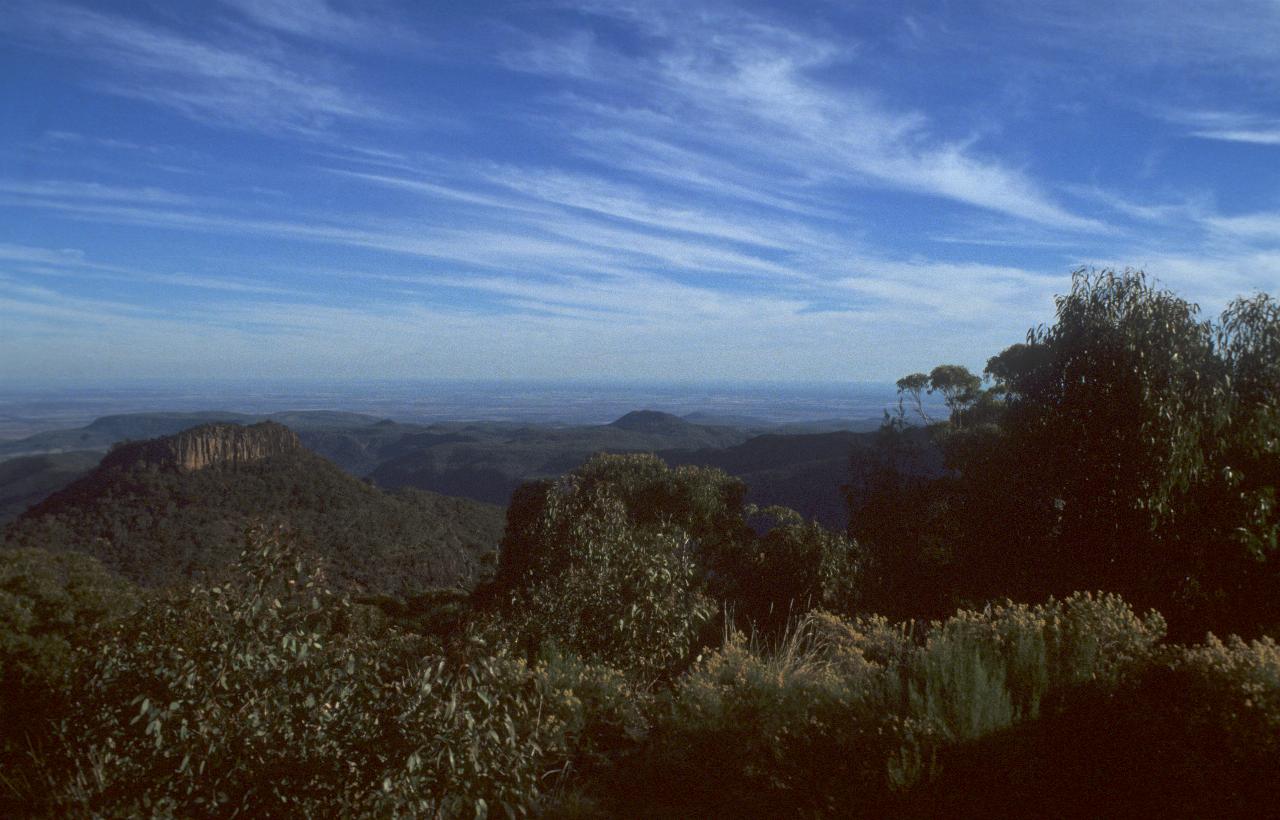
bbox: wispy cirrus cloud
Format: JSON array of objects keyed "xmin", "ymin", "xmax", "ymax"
[
  {"xmin": 1206, "ymin": 212, "xmax": 1280, "ymax": 242},
  {"xmin": 4, "ymin": 1, "xmax": 1277, "ymax": 385},
  {"xmin": 1161, "ymin": 110, "xmax": 1280, "ymax": 146},
  {"xmin": 0, "ymin": 251, "xmax": 931, "ymax": 383},
  {"xmin": 4, "ymin": 1, "xmax": 387, "ymax": 135},
  {"xmin": 216, "ymin": 0, "xmax": 425, "ymax": 50},
  {"xmin": 503, "ymin": 3, "xmax": 1103, "ymax": 232},
  {"xmin": 0, "ymin": 180, "xmax": 204, "ymax": 206},
  {"xmin": 0, "ymin": 171, "xmax": 1063, "ymax": 372},
  {"xmin": 993, "ymin": 0, "xmax": 1280, "ymax": 76},
  {"xmin": 0, "ymin": 241, "xmax": 297, "ymax": 297}
]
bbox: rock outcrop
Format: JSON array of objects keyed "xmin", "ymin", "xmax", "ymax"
[{"xmin": 101, "ymin": 421, "xmax": 303, "ymax": 473}]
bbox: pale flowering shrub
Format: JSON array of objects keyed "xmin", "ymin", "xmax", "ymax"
[
  {"xmin": 1160, "ymin": 633, "xmax": 1280, "ymax": 747},
  {"xmin": 906, "ymin": 591, "xmax": 1166, "ymax": 741}
]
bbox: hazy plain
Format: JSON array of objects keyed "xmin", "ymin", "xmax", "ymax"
[{"xmin": 0, "ymin": 380, "xmax": 931, "ymax": 440}]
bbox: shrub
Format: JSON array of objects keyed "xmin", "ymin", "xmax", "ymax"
[
  {"xmin": 906, "ymin": 591, "xmax": 1166, "ymax": 741},
  {"xmin": 35, "ymin": 529, "xmax": 566, "ymax": 818},
  {"xmin": 1154, "ymin": 633, "xmax": 1280, "ymax": 763},
  {"xmin": 493, "ymin": 454, "xmax": 750, "ymax": 599},
  {"xmin": 497, "ymin": 468, "xmax": 713, "ymax": 678},
  {"xmin": 908, "ymin": 631, "xmax": 1279, "ymax": 818},
  {"xmin": 628, "ymin": 621, "xmax": 932, "ymax": 818},
  {"xmin": 0, "ymin": 548, "xmax": 139, "ymax": 698},
  {"xmin": 0, "ymin": 548, "xmax": 139, "ymax": 811},
  {"xmin": 493, "ymin": 454, "xmax": 863, "ymax": 662},
  {"xmin": 535, "ymin": 648, "xmax": 652, "ymax": 794},
  {"xmin": 720, "ymin": 509, "xmax": 865, "ymax": 636}
]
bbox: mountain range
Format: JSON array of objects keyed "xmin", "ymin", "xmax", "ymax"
[{"xmin": 0, "ymin": 409, "xmax": 936, "ymax": 535}]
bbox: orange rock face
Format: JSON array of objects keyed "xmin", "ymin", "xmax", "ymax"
[{"xmin": 103, "ymin": 421, "xmax": 302, "ymax": 473}]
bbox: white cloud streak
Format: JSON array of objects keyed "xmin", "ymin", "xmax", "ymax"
[
  {"xmin": 7, "ymin": 2, "xmax": 387, "ymax": 134},
  {"xmin": 216, "ymin": 0, "xmax": 417, "ymax": 48},
  {"xmin": 504, "ymin": 4, "xmax": 1104, "ymax": 231}
]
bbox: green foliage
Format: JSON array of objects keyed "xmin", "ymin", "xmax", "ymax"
[
  {"xmin": 1022, "ymin": 269, "xmax": 1217, "ymax": 553},
  {"xmin": 1168, "ymin": 632, "xmax": 1280, "ymax": 731},
  {"xmin": 7, "ymin": 545, "xmax": 1269, "ymax": 819},
  {"xmin": 927, "ymin": 364, "xmax": 983, "ymax": 423},
  {"xmin": 913, "ymin": 628, "xmax": 1280, "ymax": 818},
  {"xmin": 497, "ymin": 461, "xmax": 713, "ymax": 677},
  {"xmin": 493, "ymin": 453, "xmax": 863, "ymax": 668},
  {"xmin": 0, "ymin": 548, "xmax": 139, "ymax": 810},
  {"xmin": 0, "ymin": 547, "xmax": 139, "ymax": 700},
  {"xmin": 896, "ymin": 372, "xmax": 933, "ymax": 424},
  {"xmin": 493, "ymin": 454, "xmax": 750, "ymax": 596},
  {"xmin": 635, "ymin": 628, "xmax": 926, "ymax": 818},
  {"xmin": 866, "ymin": 271, "xmax": 1280, "ymax": 637},
  {"xmin": 597, "ymin": 592, "xmax": 1172, "ymax": 817},
  {"xmin": 725, "ymin": 508, "xmax": 864, "ymax": 634},
  {"xmin": 1002, "ymin": 272, "xmax": 1280, "ymax": 632},
  {"xmin": 30, "ymin": 529, "xmax": 566, "ymax": 818},
  {"xmin": 535, "ymin": 648, "xmax": 652, "ymax": 785},
  {"xmin": 1196, "ymin": 294, "xmax": 1280, "ymax": 616},
  {"xmin": 906, "ymin": 592, "xmax": 1167, "ymax": 743},
  {"xmin": 845, "ymin": 422, "xmax": 957, "ymax": 620},
  {"xmin": 983, "ymin": 341, "xmax": 1053, "ymax": 398}
]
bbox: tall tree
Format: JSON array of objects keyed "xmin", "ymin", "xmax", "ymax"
[
  {"xmin": 858, "ymin": 269, "xmax": 1280, "ymax": 635},
  {"xmin": 928, "ymin": 365, "xmax": 983, "ymax": 424},
  {"xmin": 896, "ymin": 373, "xmax": 933, "ymax": 424}
]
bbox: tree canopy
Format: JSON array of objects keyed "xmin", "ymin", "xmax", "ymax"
[{"xmin": 859, "ymin": 269, "xmax": 1280, "ymax": 637}]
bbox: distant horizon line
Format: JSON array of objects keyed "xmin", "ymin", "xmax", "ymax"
[{"xmin": 1, "ymin": 377, "xmax": 905, "ymax": 393}]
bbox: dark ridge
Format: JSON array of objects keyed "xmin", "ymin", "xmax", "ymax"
[
  {"xmin": 0, "ymin": 450, "xmax": 103, "ymax": 527},
  {"xmin": 609, "ymin": 410, "xmax": 691, "ymax": 432},
  {"xmin": 84, "ymin": 411, "xmax": 251, "ymax": 436}
]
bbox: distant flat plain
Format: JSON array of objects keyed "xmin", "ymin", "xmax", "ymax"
[{"xmin": 0, "ymin": 380, "xmax": 928, "ymax": 440}]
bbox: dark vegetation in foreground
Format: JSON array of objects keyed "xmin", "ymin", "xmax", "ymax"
[{"xmin": 1, "ymin": 270, "xmax": 1278, "ymax": 817}]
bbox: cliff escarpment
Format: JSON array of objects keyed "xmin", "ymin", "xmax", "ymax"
[{"xmin": 101, "ymin": 421, "xmax": 302, "ymax": 473}]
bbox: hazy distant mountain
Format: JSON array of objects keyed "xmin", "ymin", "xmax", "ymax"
[
  {"xmin": 364, "ymin": 412, "xmax": 750, "ymax": 505},
  {"xmin": 0, "ymin": 451, "xmax": 102, "ymax": 527},
  {"xmin": 0, "ymin": 411, "xmax": 387, "ymax": 461},
  {"xmin": 0, "ymin": 412, "xmax": 253, "ymax": 459},
  {"xmin": 0, "ymin": 409, "xmax": 910, "ymax": 527},
  {"xmin": 609, "ymin": 409, "xmax": 696, "ymax": 433},
  {"xmin": 678, "ymin": 410, "xmax": 772, "ymax": 428},
  {"xmin": 677, "ymin": 411, "xmax": 883, "ymax": 434},
  {"xmin": 3, "ymin": 422, "xmax": 504, "ymax": 593},
  {"xmin": 660, "ymin": 427, "xmax": 944, "ymax": 530}
]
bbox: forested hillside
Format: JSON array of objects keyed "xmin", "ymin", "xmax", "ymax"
[{"xmin": 3, "ymin": 422, "xmax": 504, "ymax": 594}]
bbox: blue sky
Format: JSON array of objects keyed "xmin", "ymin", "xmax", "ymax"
[{"xmin": 2, "ymin": 0, "xmax": 1278, "ymax": 385}]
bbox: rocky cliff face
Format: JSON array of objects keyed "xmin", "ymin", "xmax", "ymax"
[{"xmin": 102, "ymin": 421, "xmax": 303, "ymax": 473}]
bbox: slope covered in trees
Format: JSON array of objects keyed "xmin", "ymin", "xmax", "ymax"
[{"xmin": 3, "ymin": 423, "xmax": 504, "ymax": 594}]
